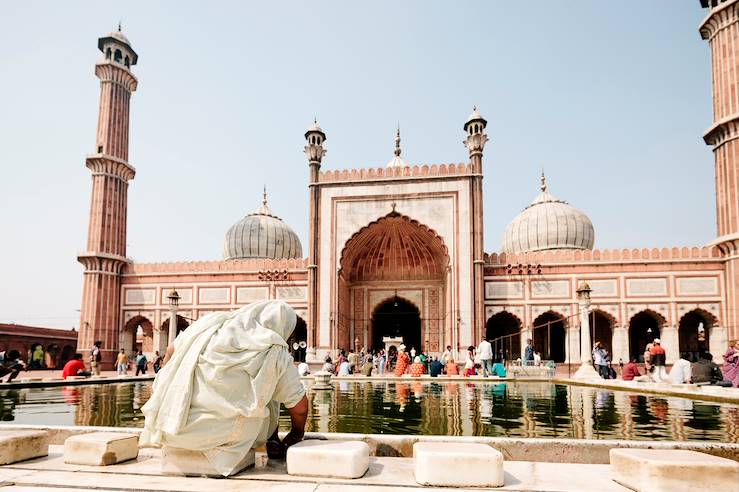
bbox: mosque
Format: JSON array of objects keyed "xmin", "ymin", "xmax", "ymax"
[{"xmin": 78, "ymin": 1, "xmax": 739, "ymax": 367}]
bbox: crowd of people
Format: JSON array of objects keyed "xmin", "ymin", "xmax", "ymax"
[
  {"xmin": 595, "ymin": 337, "xmax": 739, "ymax": 387},
  {"xmin": 313, "ymin": 338, "xmax": 513, "ymax": 378}
]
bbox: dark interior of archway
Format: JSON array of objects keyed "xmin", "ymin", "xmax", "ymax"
[
  {"xmin": 629, "ymin": 312, "xmax": 661, "ymax": 362},
  {"xmin": 590, "ymin": 311, "xmax": 613, "ymax": 355},
  {"xmin": 532, "ymin": 313, "xmax": 566, "ymax": 363},
  {"xmin": 287, "ymin": 317, "xmax": 308, "ymax": 362},
  {"xmin": 486, "ymin": 312, "xmax": 521, "ymax": 360},
  {"xmin": 372, "ymin": 298, "xmax": 421, "ymax": 353},
  {"xmin": 679, "ymin": 311, "xmax": 710, "ymax": 359}
]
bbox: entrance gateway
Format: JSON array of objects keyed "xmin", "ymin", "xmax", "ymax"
[{"xmin": 337, "ymin": 212, "xmax": 450, "ymax": 354}]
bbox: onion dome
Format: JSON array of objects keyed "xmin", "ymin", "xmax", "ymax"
[
  {"xmin": 387, "ymin": 127, "xmax": 408, "ymax": 168},
  {"xmin": 223, "ymin": 188, "xmax": 303, "ymax": 260},
  {"xmin": 501, "ymin": 173, "xmax": 594, "ymax": 254}
]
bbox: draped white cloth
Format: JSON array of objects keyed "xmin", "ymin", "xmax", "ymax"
[{"xmin": 140, "ymin": 300, "xmax": 306, "ymax": 476}]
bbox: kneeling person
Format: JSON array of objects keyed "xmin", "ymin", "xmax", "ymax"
[{"xmin": 141, "ymin": 300, "xmax": 308, "ymax": 477}]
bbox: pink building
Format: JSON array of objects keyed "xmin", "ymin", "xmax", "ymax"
[{"xmin": 78, "ymin": 3, "xmax": 738, "ymax": 368}]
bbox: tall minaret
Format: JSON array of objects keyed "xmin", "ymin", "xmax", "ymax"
[
  {"xmin": 304, "ymin": 120, "xmax": 327, "ymax": 361},
  {"xmin": 77, "ymin": 27, "xmax": 138, "ymax": 366},
  {"xmin": 464, "ymin": 107, "xmax": 488, "ymax": 341}
]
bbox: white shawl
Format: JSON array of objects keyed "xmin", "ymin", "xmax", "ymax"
[{"xmin": 140, "ymin": 300, "xmax": 305, "ymax": 476}]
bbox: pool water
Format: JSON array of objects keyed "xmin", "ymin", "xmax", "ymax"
[{"xmin": 1, "ymin": 381, "xmax": 737, "ymax": 442}]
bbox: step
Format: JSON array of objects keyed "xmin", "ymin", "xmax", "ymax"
[
  {"xmin": 287, "ymin": 440, "xmax": 369, "ymax": 479},
  {"xmin": 161, "ymin": 446, "xmax": 255, "ymax": 477},
  {"xmin": 0, "ymin": 430, "xmax": 48, "ymax": 465},
  {"xmin": 63, "ymin": 432, "xmax": 139, "ymax": 466},
  {"xmin": 413, "ymin": 442, "xmax": 504, "ymax": 487},
  {"xmin": 610, "ymin": 448, "xmax": 739, "ymax": 492}
]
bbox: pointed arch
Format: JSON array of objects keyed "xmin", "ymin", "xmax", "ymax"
[
  {"xmin": 486, "ymin": 310, "xmax": 522, "ymax": 361},
  {"xmin": 339, "ymin": 212, "xmax": 449, "ymax": 282},
  {"xmin": 589, "ymin": 309, "xmax": 615, "ymax": 355},
  {"xmin": 124, "ymin": 315, "xmax": 153, "ymax": 354},
  {"xmin": 532, "ymin": 311, "xmax": 567, "ymax": 363},
  {"xmin": 678, "ymin": 309, "xmax": 716, "ymax": 359},
  {"xmin": 371, "ymin": 295, "xmax": 422, "ymax": 352},
  {"xmin": 628, "ymin": 310, "xmax": 665, "ymax": 362}
]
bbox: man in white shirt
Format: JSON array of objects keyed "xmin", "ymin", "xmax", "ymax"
[
  {"xmin": 477, "ymin": 338, "xmax": 493, "ymax": 377},
  {"xmin": 668, "ymin": 352, "xmax": 692, "ymax": 385}
]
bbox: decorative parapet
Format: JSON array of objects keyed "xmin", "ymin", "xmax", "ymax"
[
  {"xmin": 318, "ymin": 163, "xmax": 473, "ymax": 183},
  {"xmin": 484, "ymin": 246, "xmax": 722, "ymax": 266},
  {"xmin": 123, "ymin": 257, "xmax": 309, "ymax": 275}
]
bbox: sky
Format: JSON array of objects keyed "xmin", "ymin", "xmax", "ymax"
[{"xmin": 0, "ymin": 1, "xmax": 715, "ymax": 328}]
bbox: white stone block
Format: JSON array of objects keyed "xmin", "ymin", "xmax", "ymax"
[
  {"xmin": 64, "ymin": 375, "xmax": 88, "ymax": 381},
  {"xmin": 610, "ymin": 448, "xmax": 739, "ymax": 492},
  {"xmin": 287, "ymin": 440, "xmax": 369, "ymax": 479},
  {"xmin": 63, "ymin": 432, "xmax": 138, "ymax": 465},
  {"xmin": 0, "ymin": 430, "xmax": 48, "ymax": 464},
  {"xmin": 413, "ymin": 442, "xmax": 504, "ymax": 487},
  {"xmin": 161, "ymin": 446, "xmax": 254, "ymax": 477}
]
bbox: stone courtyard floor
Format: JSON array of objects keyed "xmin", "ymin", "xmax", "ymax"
[{"xmin": 0, "ymin": 444, "xmax": 632, "ymax": 491}]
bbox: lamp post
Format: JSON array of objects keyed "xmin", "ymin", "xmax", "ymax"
[
  {"xmin": 166, "ymin": 289, "xmax": 180, "ymax": 346},
  {"xmin": 573, "ymin": 281, "xmax": 600, "ymax": 380}
]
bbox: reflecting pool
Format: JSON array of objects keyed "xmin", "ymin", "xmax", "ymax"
[{"xmin": 1, "ymin": 381, "xmax": 738, "ymax": 442}]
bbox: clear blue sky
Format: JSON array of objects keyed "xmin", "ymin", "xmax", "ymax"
[{"xmin": 0, "ymin": 1, "xmax": 715, "ymax": 328}]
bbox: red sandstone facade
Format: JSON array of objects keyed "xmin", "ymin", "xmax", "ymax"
[{"xmin": 78, "ymin": 5, "xmax": 739, "ymax": 366}]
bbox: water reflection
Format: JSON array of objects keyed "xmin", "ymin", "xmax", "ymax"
[{"xmin": 0, "ymin": 381, "xmax": 737, "ymax": 442}]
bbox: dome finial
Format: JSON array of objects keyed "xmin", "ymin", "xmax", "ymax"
[
  {"xmin": 263, "ymin": 185, "xmax": 268, "ymax": 207},
  {"xmin": 394, "ymin": 124, "xmax": 401, "ymax": 157},
  {"xmin": 118, "ymin": 20, "xmax": 122, "ymax": 32},
  {"xmin": 540, "ymin": 170, "xmax": 547, "ymax": 192}
]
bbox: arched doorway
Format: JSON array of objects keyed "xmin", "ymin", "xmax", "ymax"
[
  {"xmin": 629, "ymin": 311, "xmax": 663, "ymax": 362},
  {"xmin": 589, "ymin": 310, "xmax": 614, "ymax": 355},
  {"xmin": 287, "ymin": 316, "xmax": 308, "ymax": 362},
  {"xmin": 124, "ymin": 316, "xmax": 154, "ymax": 354},
  {"xmin": 160, "ymin": 315, "xmax": 189, "ymax": 338},
  {"xmin": 372, "ymin": 297, "xmax": 421, "ymax": 352},
  {"xmin": 532, "ymin": 312, "xmax": 566, "ymax": 362},
  {"xmin": 678, "ymin": 310, "xmax": 713, "ymax": 360},
  {"xmin": 486, "ymin": 311, "xmax": 521, "ymax": 361},
  {"xmin": 338, "ymin": 211, "xmax": 449, "ymax": 353}
]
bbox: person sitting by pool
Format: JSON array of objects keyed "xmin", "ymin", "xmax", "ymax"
[
  {"xmin": 691, "ymin": 352, "xmax": 733, "ymax": 387},
  {"xmin": 621, "ymin": 357, "xmax": 641, "ymax": 381},
  {"xmin": 394, "ymin": 345, "xmax": 410, "ymax": 376},
  {"xmin": 0, "ymin": 350, "xmax": 26, "ymax": 383},
  {"xmin": 668, "ymin": 352, "xmax": 692, "ymax": 385},
  {"xmin": 446, "ymin": 357, "xmax": 459, "ymax": 376},
  {"xmin": 429, "ymin": 356, "xmax": 443, "ymax": 377},
  {"xmin": 322, "ymin": 356, "xmax": 335, "ymax": 374},
  {"xmin": 409, "ymin": 356, "xmax": 425, "ymax": 377},
  {"xmin": 337, "ymin": 358, "xmax": 352, "ymax": 376},
  {"xmin": 297, "ymin": 361, "xmax": 310, "ymax": 376},
  {"xmin": 361, "ymin": 354, "xmax": 374, "ymax": 376},
  {"xmin": 141, "ymin": 300, "xmax": 309, "ymax": 477},
  {"xmin": 62, "ymin": 353, "xmax": 91, "ymax": 379}
]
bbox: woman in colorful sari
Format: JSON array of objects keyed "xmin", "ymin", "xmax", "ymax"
[
  {"xmin": 722, "ymin": 339, "xmax": 739, "ymax": 387},
  {"xmin": 394, "ymin": 345, "xmax": 410, "ymax": 376},
  {"xmin": 140, "ymin": 300, "xmax": 308, "ymax": 477}
]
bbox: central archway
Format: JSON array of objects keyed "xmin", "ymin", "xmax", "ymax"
[
  {"xmin": 338, "ymin": 211, "xmax": 450, "ymax": 353},
  {"xmin": 372, "ymin": 297, "xmax": 422, "ymax": 352}
]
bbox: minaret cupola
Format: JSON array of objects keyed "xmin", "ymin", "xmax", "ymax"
[{"xmin": 98, "ymin": 23, "xmax": 138, "ymax": 69}]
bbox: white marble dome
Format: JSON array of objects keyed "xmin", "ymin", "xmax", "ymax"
[
  {"xmin": 223, "ymin": 192, "xmax": 303, "ymax": 260},
  {"xmin": 501, "ymin": 174, "xmax": 594, "ymax": 254}
]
